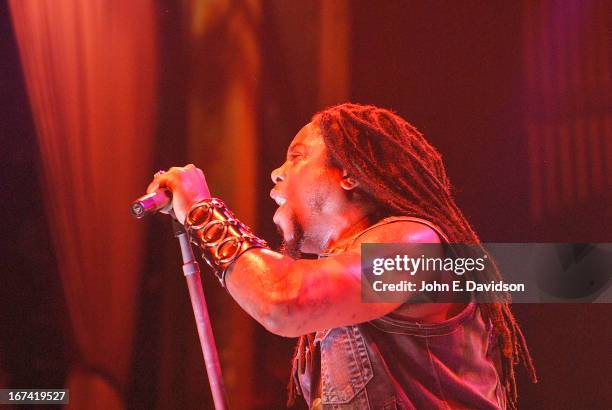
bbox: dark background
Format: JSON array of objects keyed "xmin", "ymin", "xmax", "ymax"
[{"xmin": 1, "ymin": 1, "xmax": 610, "ymax": 409}]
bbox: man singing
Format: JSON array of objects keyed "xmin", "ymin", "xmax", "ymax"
[{"xmin": 146, "ymin": 103, "xmax": 535, "ymax": 409}]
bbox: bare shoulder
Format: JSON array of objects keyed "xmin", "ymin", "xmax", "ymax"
[{"xmin": 349, "ymin": 218, "xmax": 443, "ymax": 249}]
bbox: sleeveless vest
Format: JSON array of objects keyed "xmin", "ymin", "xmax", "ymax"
[{"xmin": 291, "ymin": 217, "xmax": 506, "ymax": 409}]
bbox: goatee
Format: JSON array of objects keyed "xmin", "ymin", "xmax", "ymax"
[{"xmin": 277, "ymin": 216, "xmax": 304, "ymax": 259}]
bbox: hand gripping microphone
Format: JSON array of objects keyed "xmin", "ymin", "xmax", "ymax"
[{"xmin": 130, "ymin": 189, "xmax": 172, "ymax": 218}]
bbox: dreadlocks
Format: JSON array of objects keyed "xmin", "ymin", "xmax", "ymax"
[{"xmin": 289, "ymin": 103, "xmax": 536, "ymax": 409}]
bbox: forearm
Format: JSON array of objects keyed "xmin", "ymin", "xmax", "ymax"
[
  {"xmin": 181, "ymin": 197, "xmax": 308, "ymax": 336},
  {"xmin": 224, "ymin": 248, "xmax": 303, "ymax": 337},
  {"xmin": 224, "ymin": 248, "xmax": 388, "ymax": 337},
  {"xmin": 181, "ymin": 198, "xmax": 406, "ymax": 337}
]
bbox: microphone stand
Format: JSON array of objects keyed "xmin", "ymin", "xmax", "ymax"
[{"xmin": 172, "ymin": 219, "xmax": 229, "ymax": 410}]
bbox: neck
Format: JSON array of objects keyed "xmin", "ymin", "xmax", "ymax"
[
  {"xmin": 326, "ymin": 214, "xmax": 373, "ymax": 253},
  {"xmin": 306, "ymin": 207, "xmax": 374, "ymax": 255}
]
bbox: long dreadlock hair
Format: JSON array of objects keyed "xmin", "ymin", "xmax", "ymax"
[{"xmin": 288, "ymin": 103, "xmax": 536, "ymax": 409}]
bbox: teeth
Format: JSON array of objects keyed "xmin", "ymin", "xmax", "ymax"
[{"xmin": 270, "ymin": 189, "xmax": 286, "ymax": 206}]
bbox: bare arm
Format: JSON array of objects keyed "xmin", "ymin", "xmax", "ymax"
[
  {"xmin": 224, "ymin": 221, "xmax": 442, "ymax": 337},
  {"xmin": 144, "ymin": 164, "xmax": 443, "ymax": 337}
]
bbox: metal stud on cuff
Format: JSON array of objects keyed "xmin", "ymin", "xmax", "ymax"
[{"xmin": 185, "ymin": 198, "xmax": 269, "ymax": 287}]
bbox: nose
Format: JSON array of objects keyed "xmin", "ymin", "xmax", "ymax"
[{"xmin": 271, "ymin": 163, "xmax": 285, "ymax": 183}]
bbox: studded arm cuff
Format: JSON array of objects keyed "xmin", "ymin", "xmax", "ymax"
[{"xmin": 184, "ymin": 198, "xmax": 269, "ymax": 287}]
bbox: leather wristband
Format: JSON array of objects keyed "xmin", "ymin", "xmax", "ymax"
[{"xmin": 184, "ymin": 198, "xmax": 268, "ymax": 287}]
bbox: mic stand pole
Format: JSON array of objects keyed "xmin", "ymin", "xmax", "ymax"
[{"xmin": 172, "ymin": 219, "xmax": 229, "ymax": 410}]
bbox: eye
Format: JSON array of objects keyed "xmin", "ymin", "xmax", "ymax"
[{"xmin": 288, "ymin": 152, "xmax": 302, "ymax": 160}]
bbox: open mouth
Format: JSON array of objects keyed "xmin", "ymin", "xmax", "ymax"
[
  {"xmin": 270, "ymin": 188, "xmax": 286, "ymax": 206},
  {"xmin": 273, "ymin": 201, "xmax": 287, "ymax": 220},
  {"xmin": 270, "ymin": 189, "xmax": 288, "ymax": 224}
]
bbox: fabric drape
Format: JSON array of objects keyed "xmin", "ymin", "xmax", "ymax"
[
  {"xmin": 523, "ymin": 0, "xmax": 611, "ymax": 219},
  {"xmin": 9, "ymin": 1, "xmax": 158, "ymax": 408}
]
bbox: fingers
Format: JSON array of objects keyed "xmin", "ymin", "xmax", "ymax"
[
  {"xmin": 146, "ymin": 173, "xmax": 172, "ymax": 193},
  {"xmin": 146, "ymin": 167, "xmax": 175, "ymax": 194},
  {"xmin": 142, "ymin": 164, "xmax": 209, "ymax": 223},
  {"xmin": 146, "ymin": 178, "xmax": 160, "ymax": 194},
  {"xmin": 145, "ymin": 164, "xmax": 202, "ymax": 194}
]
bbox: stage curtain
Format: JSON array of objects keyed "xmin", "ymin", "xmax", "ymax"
[
  {"xmin": 9, "ymin": 1, "xmax": 157, "ymax": 409},
  {"xmin": 182, "ymin": 1, "xmax": 260, "ymax": 408},
  {"xmin": 523, "ymin": 0, "xmax": 611, "ymax": 220},
  {"xmin": 318, "ymin": 0, "xmax": 350, "ymax": 108}
]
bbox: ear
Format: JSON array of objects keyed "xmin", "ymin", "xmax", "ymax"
[{"xmin": 340, "ymin": 169, "xmax": 359, "ymax": 191}]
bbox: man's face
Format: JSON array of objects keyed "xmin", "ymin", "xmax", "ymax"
[{"xmin": 270, "ymin": 122, "xmax": 346, "ymax": 256}]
